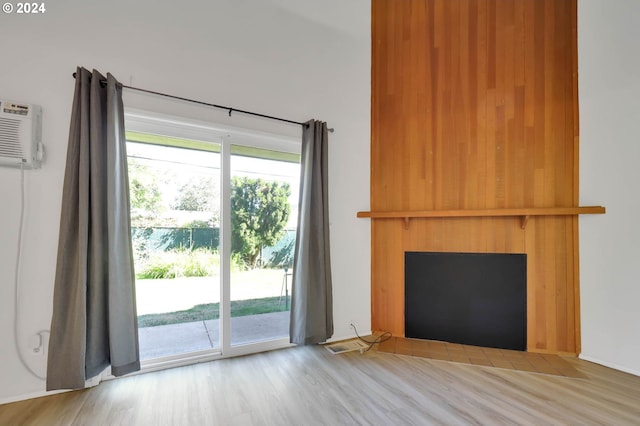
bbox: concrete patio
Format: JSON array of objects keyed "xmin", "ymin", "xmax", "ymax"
[
  {"xmin": 135, "ymin": 270, "xmax": 292, "ymax": 360},
  {"xmin": 138, "ymin": 311, "xmax": 290, "ymax": 360}
]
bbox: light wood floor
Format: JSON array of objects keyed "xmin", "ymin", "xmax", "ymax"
[{"xmin": 1, "ymin": 345, "xmax": 639, "ymax": 425}]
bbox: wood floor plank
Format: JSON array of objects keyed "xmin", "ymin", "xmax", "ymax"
[{"xmin": 1, "ymin": 346, "xmax": 639, "ymax": 425}]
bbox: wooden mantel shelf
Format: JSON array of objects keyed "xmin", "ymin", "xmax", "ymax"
[{"xmin": 357, "ymin": 206, "xmax": 606, "ymax": 230}]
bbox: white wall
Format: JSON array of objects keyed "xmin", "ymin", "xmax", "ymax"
[
  {"xmin": 579, "ymin": 0, "xmax": 640, "ymax": 376},
  {"xmin": 0, "ymin": 0, "xmax": 371, "ymax": 402}
]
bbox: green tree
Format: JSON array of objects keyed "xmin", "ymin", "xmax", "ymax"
[
  {"xmin": 172, "ymin": 176, "xmax": 218, "ymax": 212},
  {"xmin": 231, "ymin": 176, "xmax": 291, "ymax": 268},
  {"xmin": 128, "ymin": 159, "xmax": 166, "ymax": 263},
  {"xmin": 172, "ymin": 175, "xmax": 220, "ymax": 226},
  {"xmin": 128, "ymin": 159, "xmax": 164, "ymax": 228},
  {"xmin": 130, "ymin": 160, "xmax": 162, "ymax": 212}
]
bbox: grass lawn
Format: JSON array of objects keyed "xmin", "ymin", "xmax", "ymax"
[
  {"xmin": 135, "ymin": 269, "xmax": 288, "ymax": 316},
  {"xmin": 138, "ymin": 296, "xmax": 290, "ymax": 327}
]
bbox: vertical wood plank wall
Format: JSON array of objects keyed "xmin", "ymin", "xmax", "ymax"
[{"xmin": 370, "ymin": 0, "xmax": 579, "ymax": 355}]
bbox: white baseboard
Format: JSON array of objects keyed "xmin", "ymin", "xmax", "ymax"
[
  {"xmin": 0, "ymin": 388, "xmax": 69, "ymax": 405},
  {"xmin": 0, "ymin": 373, "xmax": 102, "ymax": 405},
  {"xmin": 327, "ymin": 330, "xmax": 372, "ymax": 343},
  {"xmin": 579, "ymin": 354, "xmax": 640, "ymax": 377}
]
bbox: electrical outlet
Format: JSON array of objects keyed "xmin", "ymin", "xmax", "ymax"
[
  {"xmin": 29, "ymin": 333, "xmax": 44, "ymax": 356},
  {"xmin": 28, "ymin": 331, "xmax": 49, "ymax": 357}
]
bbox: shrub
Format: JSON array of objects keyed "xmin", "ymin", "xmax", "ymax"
[
  {"xmin": 135, "ymin": 247, "xmax": 245, "ymax": 279},
  {"xmin": 136, "ymin": 247, "xmax": 219, "ymax": 279},
  {"xmin": 231, "ymin": 252, "xmax": 249, "ymax": 272}
]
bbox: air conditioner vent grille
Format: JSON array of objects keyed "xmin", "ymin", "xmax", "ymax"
[
  {"xmin": 0, "ymin": 100, "xmax": 42, "ymax": 168},
  {"xmin": 0, "ymin": 117, "xmax": 23, "ymax": 158}
]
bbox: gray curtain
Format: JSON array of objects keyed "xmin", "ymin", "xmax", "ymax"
[
  {"xmin": 47, "ymin": 67, "xmax": 140, "ymax": 390},
  {"xmin": 290, "ymin": 120, "xmax": 333, "ymax": 344}
]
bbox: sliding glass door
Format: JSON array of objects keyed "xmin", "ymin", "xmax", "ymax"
[
  {"xmin": 125, "ymin": 113, "xmax": 299, "ymax": 365},
  {"xmin": 127, "ymin": 138, "xmax": 222, "ymax": 361},
  {"xmin": 228, "ymin": 144, "xmax": 299, "ymax": 346}
]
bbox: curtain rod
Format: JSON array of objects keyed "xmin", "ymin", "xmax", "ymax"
[{"xmin": 72, "ymin": 72, "xmax": 334, "ymax": 132}]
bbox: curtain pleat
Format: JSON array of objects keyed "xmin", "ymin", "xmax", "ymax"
[
  {"xmin": 46, "ymin": 67, "xmax": 140, "ymax": 391},
  {"xmin": 290, "ymin": 120, "xmax": 333, "ymax": 344}
]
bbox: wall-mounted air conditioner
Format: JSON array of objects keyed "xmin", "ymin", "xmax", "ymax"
[{"xmin": 0, "ymin": 100, "xmax": 43, "ymax": 168}]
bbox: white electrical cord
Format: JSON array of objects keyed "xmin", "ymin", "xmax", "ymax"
[{"xmin": 13, "ymin": 162, "xmax": 47, "ymax": 381}]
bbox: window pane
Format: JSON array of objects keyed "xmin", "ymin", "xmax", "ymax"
[
  {"xmin": 128, "ymin": 140, "xmax": 221, "ymax": 360},
  {"xmin": 229, "ymin": 145, "xmax": 300, "ymax": 345}
]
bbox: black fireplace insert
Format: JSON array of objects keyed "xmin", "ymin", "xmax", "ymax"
[{"xmin": 405, "ymin": 251, "xmax": 527, "ymax": 351}]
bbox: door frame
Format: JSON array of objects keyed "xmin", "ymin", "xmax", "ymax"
[{"xmin": 125, "ymin": 109, "xmax": 297, "ymax": 373}]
